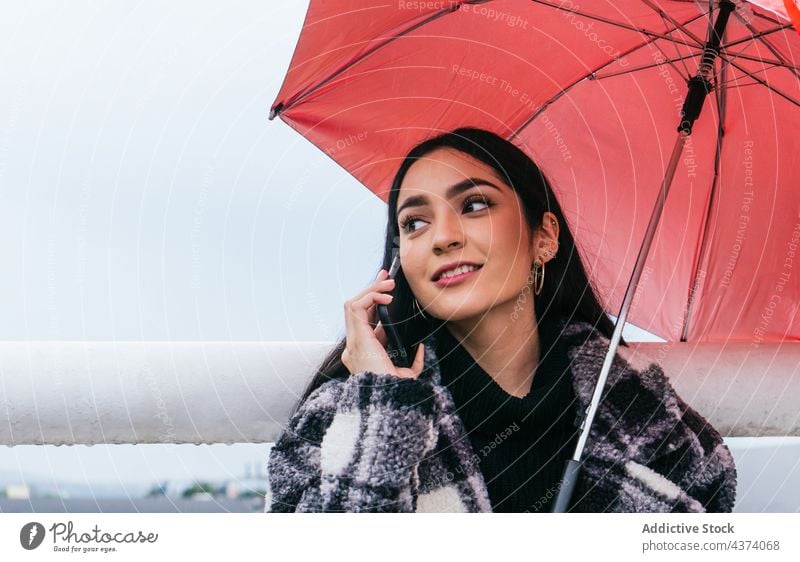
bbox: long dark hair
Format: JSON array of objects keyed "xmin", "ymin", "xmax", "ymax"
[{"xmin": 291, "ymin": 127, "xmax": 626, "ymax": 417}]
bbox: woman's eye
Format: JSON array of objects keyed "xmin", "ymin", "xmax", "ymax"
[
  {"xmin": 400, "ymin": 216, "xmax": 426, "ymax": 233},
  {"xmin": 399, "ymin": 196, "xmax": 491, "ymax": 234},
  {"xmin": 464, "ymin": 196, "xmax": 490, "ymax": 213}
]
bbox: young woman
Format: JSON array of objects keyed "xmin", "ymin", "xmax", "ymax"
[{"xmin": 265, "ymin": 127, "xmax": 737, "ymax": 513}]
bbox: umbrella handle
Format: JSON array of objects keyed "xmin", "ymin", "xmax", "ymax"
[{"xmin": 551, "ymin": 459, "xmax": 583, "ymax": 512}]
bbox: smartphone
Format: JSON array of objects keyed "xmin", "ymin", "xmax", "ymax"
[{"xmin": 376, "ymin": 255, "xmax": 414, "ymax": 368}]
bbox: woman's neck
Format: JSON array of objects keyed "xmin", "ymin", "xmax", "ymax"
[{"xmin": 445, "ymin": 301, "xmax": 542, "ymax": 398}]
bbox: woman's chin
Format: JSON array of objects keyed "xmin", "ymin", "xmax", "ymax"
[{"xmin": 424, "ymin": 302, "xmax": 490, "ymax": 324}]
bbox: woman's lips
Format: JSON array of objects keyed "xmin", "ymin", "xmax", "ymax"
[{"xmin": 433, "ymin": 266, "xmax": 482, "ymax": 287}]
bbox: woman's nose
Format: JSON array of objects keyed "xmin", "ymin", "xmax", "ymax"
[{"xmin": 432, "ymin": 209, "xmax": 465, "ymax": 252}]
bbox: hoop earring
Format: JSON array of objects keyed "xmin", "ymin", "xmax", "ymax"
[
  {"xmin": 413, "ymin": 297, "xmax": 428, "ymax": 319},
  {"xmin": 531, "ymin": 256, "xmax": 545, "ymax": 296}
]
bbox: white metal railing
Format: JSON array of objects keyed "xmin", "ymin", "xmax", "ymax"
[{"xmin": 0, "ymin": 340, "xmax": 798, "ymax": 446}]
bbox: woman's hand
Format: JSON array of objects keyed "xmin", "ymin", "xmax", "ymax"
[{"xmin": 341, "ymin": 268, "xmax": 426, "ymax": 380}]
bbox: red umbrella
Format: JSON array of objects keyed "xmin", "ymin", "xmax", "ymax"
[{"xmin": 269, "ymin": 0, "xmax": 800, "ymax": 510}]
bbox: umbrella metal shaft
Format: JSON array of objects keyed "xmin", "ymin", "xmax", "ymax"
[
  {"xmin": 551, "ymin": 1, "xmax": 736, "ymax": 512},
  {"xmin": 550, "ymin": 131, "xmax": 688, "ymax": 513},
  {"xmin": 570, "ymin": 130, "xmax": 687, "ymax": 463}
]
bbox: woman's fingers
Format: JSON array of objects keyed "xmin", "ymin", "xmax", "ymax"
[
  {"xmin": 374, "ymin": 321, "xmax": 388, "ymax": 347},
  {"xmin": 353, "ymin": 270, "xmax": 395, "ymax": 303},
  {"xmin": 357, "ymin": 291, "xmax": 393, "ymax": 312},
  {"xmin": 354, "ymin": 281, "xmax": 395, "ymax": 328},
  {"xmin": 344, "ymin": 291, "xmax": 392, "ymax": 340},
  {"xmin": 342, "ymin": 268, "xmax": 428, "ymax": 381},
  {"xmin": 341, "ymin": 270, "xmax": 399, "ymax": 377},
  {"xmin": 395, "ymin": 342, "xmax": 426, "ymax": 380},
  {"xmin": 367, "ymin": 288, "xmax": 392, "ymax": 327},
  {"xmin": 412, "ymin": 342, "xmax": 425, "ymax": 373}
]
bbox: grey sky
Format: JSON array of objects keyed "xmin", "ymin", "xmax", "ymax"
[{"xmin": 0, "ymin": 0, "xmax": 390, "ymax": 343}]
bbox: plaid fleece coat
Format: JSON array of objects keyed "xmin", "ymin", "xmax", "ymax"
[{"xmin": 265, "ymin": 318, "xmax": 737, "ymax": 513}]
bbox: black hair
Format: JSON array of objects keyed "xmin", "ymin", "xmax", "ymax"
[{"xmin": 290, "ymin": 126, "xmax": 626, "ymax": 417}]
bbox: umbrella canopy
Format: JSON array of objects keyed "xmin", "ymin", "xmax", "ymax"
[{"xmin": 270, "ymin": 0, "xmax": 800, "ymax": 343}]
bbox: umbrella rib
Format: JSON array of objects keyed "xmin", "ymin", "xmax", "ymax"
[
  {"xmin": 574, "ymin": 9, "xmax": 713, "ymax": 82},
  {"xmin": 749, "ymin": 7, "xmax": 787, "ymax": 26},
  {"xmin": 590, "ymin": 52, "xmax": 699, "ymax": 81},
  {"xmin": 723, "ymin": 23, "xmax": 792, "ymax": 49},
  {"xmin": 730, "ymin": 10, "xmax": 800, "ymax": 82},
  {"xmin": 655, "ymin": 4, "xmax": 799, "ymax": 74},
  {"xmin": 271, "ymin": 3, "xmax": 468, "ymax": 117},
  {"xmin": 716, "ymin": 63, "xmax": 784, "ymax": 88},
  {"xmin": 512, "ymin": 12, "xmax": 708, "ymax": 137},
  {"xmin": 642, "ymin": 0, "xmax": 724, "ymax": 82},
  {"xmin": 722, "ymin": 50, "xmax": 800, "ymax": 70},
  {"xmin": 640, "ymin": 0, "xmax": 707, "ymax": 47},
  {"xmin": 529, "ymin": 0, "xmax": 702, "ymax": 48},
  {"xmin": 658, "ymin": 10, "xmax": 694, "ymax": 78},
  {"xmin": 721, "ymin": 80, "xmax": 773, "ymax": 89},
  {"xmin": 718, "ymin": 54, "xmax": 800, "ymax": 108},
  {"xmin": 652, "ymin": 37, "xmax": 696, "ymax": 80}
]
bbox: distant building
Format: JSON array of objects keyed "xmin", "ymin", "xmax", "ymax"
[
  {"xmin": 225, "ymin": 478, "xmax": 267, "ymax": 500},
  {"xmin": 5, "ymin": 484, "xmax": 31, "ymax": 499}
]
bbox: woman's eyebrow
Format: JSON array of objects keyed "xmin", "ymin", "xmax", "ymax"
[{"xmin": 396, "ymin": 177, "xmax": 501, "ymax": 218}]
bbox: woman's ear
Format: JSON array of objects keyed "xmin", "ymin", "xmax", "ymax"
[{"xmin": 532, "ymin": 212, "xmax": 559, "ymax": 263}]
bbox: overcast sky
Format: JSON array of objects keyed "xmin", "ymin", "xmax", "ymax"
[{"xmin": 0, "ymin": 0, "xmax": 393, "ymax": 344}]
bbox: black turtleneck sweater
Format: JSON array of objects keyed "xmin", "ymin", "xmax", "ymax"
[{"xmin": 435, "ymin": 315, "xmax": 581, "ymax": 513}]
